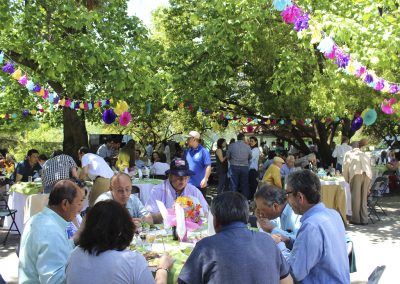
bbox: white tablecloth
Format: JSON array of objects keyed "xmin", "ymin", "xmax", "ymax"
[
  {"xmin": 4, "ymin": 191, "xmax": 49, "ymax": 234},
  {"xmin": 132, "ymin": 179, "xmax": 164, "ymax": 206},
  {"xmin": 320, "ymin": 179, "xmax": 352, "ymax": 216}
]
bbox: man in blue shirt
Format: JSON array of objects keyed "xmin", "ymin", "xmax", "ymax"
[
  {"xmin": 95, "ymin": 173, "xmax": 153, "ymax": 228},
  {"xmin": 278, "ymin": 170, "xmax": 350, "ymax": 283},
  {"xmin": 15, "ymin": 149, "xmax": 42, "ymax": 182},
  {"xmin": 255, "ymin": 184, "xmax": 301, "ymax": 249},
  {"xmin": 184, "ymin": 131, "xmax": 211, "ymax": 198},
  {"xmin": 178, "ymin": 192, "xmax": 292, "ymax": 284},
  {"xmin": 19, "ymin": 180, "xmax": 85, "ymax": 284}
]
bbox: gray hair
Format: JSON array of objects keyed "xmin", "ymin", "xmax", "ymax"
[
  {"xmin": 48, "ymin": 180, "xmax": 79, "ymax": 206},
  {"xmin": 254, "ymin": 184, "xmax": 286, "ymax": 207},
  {"xmin": 286, "ymin": 170, "xmax": 321, "ymax": 204},
  {"xmin": 211, "ymin": 192, "xmax": 249, "ymax": 226}
]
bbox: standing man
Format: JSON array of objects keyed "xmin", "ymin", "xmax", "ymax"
[
  {"xmin": 96, "ymin": 137, "xmax": 115, "ymax": 160},
  {"xmin": 42, "ymin": 150, "xmax": 79, "ymax": 193},
  {"xmin": 19, "ymin": 180, "xmax": 85, "ymax": 284},
  {"xmin": 178, "ymin": 192, "xmax": 292, "ymax": 284},
  {"xmin": 15, "ymin": 149, "xmax": 42, "ymax": 182},
  {"xmin": 342, "ymin": 139, "xmax": 372, "ymax": 225},
  {"xmin": 145, "ymin": 158, "xmax": 208, "ymax": 224},
  {"xmin": 332, "ymin": 136, "xmax": 352, "ymax": 173},
  {"xmin": 78, "ymin": 147, "xmax": 114, "ymax": 207},
  {"xmin": 277, "ymin": 170, "xmax": 349, "ymax": 283},
  {"xmin": 227, "ymin": 133, "xmax": 252, "ymax": 199},
  {"xmin": 184, "ymin": 131, "xmax": 211, "ymax": 198}
]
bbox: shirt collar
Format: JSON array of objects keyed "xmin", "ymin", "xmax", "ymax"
[
  {"xmin": 219, "ymin": 221, "xmax": 247, "ymax": 233},
  {"xmin": 43, "ymin": 207, "xmax": 69, "ymax": 229},
  {"xmin": 300, "ymin": 202, "xmax": 325, "ymax": 222}
]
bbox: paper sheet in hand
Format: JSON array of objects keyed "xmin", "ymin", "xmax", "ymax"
[
  {"xmin": 156, "ymin": 200, "xmax": 170, "ymax": 229},
  {"xmin": 207, "ymin": 211, "xmax": 215, "ymax": 235},
  {"xmin": 175, "ymin": 203, "xmax": 186, "ymax": 241}
]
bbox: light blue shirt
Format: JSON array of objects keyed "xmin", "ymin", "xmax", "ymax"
[
  {"xmin": 280, "ymin": 164, "xmax": 295, "ymax": 177},
  {"xmin": 279, "ymin": 203, "xmax": 349, "ymax": 283},
  {"xmin": 271, "ymin": 203, "xmax": 301, "ymax": 246},
  {"xmin": 95, "ymin": 191, "xmax": 150, "ymax": 218},
  {"xmin": 135, "ymin": 159, "xmax": 145, "ymax": 169},
  {"xmin": 19, "ymin": 207, "xmax": 74, "ymax": 284}
]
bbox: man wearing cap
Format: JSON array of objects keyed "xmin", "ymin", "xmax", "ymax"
[
  {"xmin": 262, "ymin": 156, "xmax": 285, "ymax": 189},
  {"xmin": 184, "ymin": 131, "xmax": 212, "ymax": 198},
  {"xmin": 145, "ymin": 158, "xmax": 209, "ymax": 224}
]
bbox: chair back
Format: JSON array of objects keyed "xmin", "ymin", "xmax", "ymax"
[
  {"xmin": 370, "ymin": 177, "xmax": 389, "ymax": 197},
  {"xmin": 0, "ymin": 193, "xmax": 13, "ymax": 216},
  {"xmin": 367, "ymin": 265, "xmax": 386, "ymax": 284}
]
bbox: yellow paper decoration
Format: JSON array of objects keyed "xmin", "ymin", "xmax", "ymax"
[
  {"xmin": 31, "ymin": 109, "xmax": 37, "ymax": 115},
  {"xmin": 346, "ymin": 60, "xmax": 357, "ymax": 75},
  {"xmin": 310, "ymin": 24, "xmax": 322, "ymax": 44},
  {"xmin": 11, "ymin": 68, "xmax": 22, "ymax": 80},
  {"xmin": 266, "ymin": 119, "xmax": 271, "ymax": 125},
  {"xmin": 115, "ymin": 100, "xmax": 129, "ymax": 115},
  {"xmin": 39, "ymin": 88, "xmax": 45, "ymax": 97},
  {"xmin": 178, "ymin": 103, "xmax": 184, "ymax": 109},
  {"xmin": 58, "ymin": 98, "xmax": 65, "ymax": 106},
  {"xmin": 79, "ymin": 102, "xmax": 85, "ymax": 109},
  {"xmin": 291, "ymin": 119, "xmax": 297, "ymax": 125},
  {"xmin": 321, "ymin": 118, "xmax": 326, "ymax": 123}
]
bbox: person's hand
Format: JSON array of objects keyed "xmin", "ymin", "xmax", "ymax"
[
  {"xmin": 158, "ymin": 253, "xmax": 174, "ymax": 270},
  {"xmin": 256, "ymin": 210, "xmax": 275, "ymax": 233},
  {"xmin": 280, "ymin": 235, "xmax": 291, "ymax": 246},
  {"xmin": 200, "ymin": 178, "xmax": 208, "ymax": 188},
  {"xmin": 132, "ymin": 218, "xmax": 142, "ymax": 233},
  {"xmin": 271, "ymin": 234, "xmax": 282, "ymax": 244}
]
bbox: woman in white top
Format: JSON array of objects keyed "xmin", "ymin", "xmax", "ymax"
[
  {"xmin": 66, "ymin": 200, "xmax": 173, "ymax": 284},
  {"xmin": 151, "ymin": 152, "xmax": 170, "ymax": 179},
  {"xmin": 248, "ymin": 136, "xmax": 260, "ymax": 200}
]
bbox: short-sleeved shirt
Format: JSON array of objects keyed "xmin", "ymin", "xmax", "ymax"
[
  {"xmin": 42, "ymin": 154, "xmax": 77, "ymax": 188},
  {"xmin": 227, "ymin": 140, "xmax": 252, "ymax": 167},
  {"xmin": 66, "ymin": 247, "xmax": 154, "ymax": 284},
  {"xmin": 19, "ymin": 207, "xmax": 74, "ymax": 284},
  {"xmin": 184, "ymin": 145, "xmax": 211, "ymax": 188},
  {"xmin": 96, "ymin": 144, "xmax": 113, "ymax": 159},
  {"xmin": 95, "ymin": 191, "xmax": 150, "ymax": 218},
  {"xmin": 15, "ymin": 160, "xmax": 42, "ymax": 182},
  {"xmin": 145, "ymin": 179, "xmax": 209, "ymax": 213},
  {"xmin": 81, "ymin": 153, "xmax": 114, "ymax": 181},
  {"xmin": 178, "ymin": 222, "xmax": 290, "ymax": 284}
]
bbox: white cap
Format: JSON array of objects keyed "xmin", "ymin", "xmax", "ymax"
[{"xmin": 187, "ymin": 131, "xmax": 201, "ymax": 140}]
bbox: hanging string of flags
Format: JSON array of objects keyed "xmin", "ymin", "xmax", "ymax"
[{"xmin": 272, "ymin": 0, "xmax": 398, "ymax": 113}]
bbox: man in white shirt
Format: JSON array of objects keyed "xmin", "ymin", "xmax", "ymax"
[
  {"xmin": 78, "ymin": 147, "xmax": 114, "ymax": 207},
  {"xmin": 332, "ymin": 136, "xmax": 352, "ymax": 173}
]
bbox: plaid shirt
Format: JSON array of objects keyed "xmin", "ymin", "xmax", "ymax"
[{"xmin": 42, "ymin": 154, "xmax": 77, "ymax": 187}]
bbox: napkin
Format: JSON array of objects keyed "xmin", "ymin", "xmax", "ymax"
[
  {"xmin": 207, "ymin": 211, "xmax": 216, "ymax": 236},
  {"xmin": 175, "ymin": 203, "xmax": 186, "ymax": 241},
  {"xmin": 156, "ymin": 200, "xmax": 170, "ymax": 229}
]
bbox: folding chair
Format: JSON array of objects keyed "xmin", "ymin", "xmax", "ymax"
[
  {"xmin": 367, "ymin": 265, "xmax": 386, "ymax": 284},
  {"xmin": 0, "ymin": 192, "xmax": 21, "ymax": 245},
  {"xmin": 368, "ymin": 176, "xmax": 388, "ymax": 223}
]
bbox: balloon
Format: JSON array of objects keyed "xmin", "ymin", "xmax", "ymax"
[
  {"xmin": 381, "ymin": 99, "xmax": 396, "ymax": 115},
  {"xmin": 363, "ymin": 109, "xmax": 377, "ymax": 126},
  {"xmin": 351, "ymin": 116, "xmax": 363, "ymax": 132},
  {"xmin": 119, "ymin": 111, "xmax": 132, "ymax": 126},
  {"xmin": 102, "ymin": 109, "xmax": 116, "ymax": 124}
]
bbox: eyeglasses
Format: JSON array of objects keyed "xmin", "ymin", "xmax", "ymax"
[{"xmin": 285, "ymin": 191, "xmax": 294, "ymax": 196}]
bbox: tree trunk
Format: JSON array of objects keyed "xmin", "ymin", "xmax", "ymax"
[{"xmin": 63, "ymin": 108, "xmax": 88, "ymax": 162}]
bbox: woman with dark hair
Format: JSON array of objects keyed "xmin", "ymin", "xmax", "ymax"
[
  {"xmin": 248, "ymin": 136, "xmax": 260, "ymax": 200},
  {"xmin": 66, "ymin": 200, "xmax": 173, "ymax": 284},
  {"xmin": 215, "ymin": 138, "xmax": 228, "ymax": 194},
  {"xmin": 150, "ymin": 152, "xmax": 170, "ymax": 179},
  {"xmin": 151, "ymin": 151, "xmax": 161, "ymax": 164}
]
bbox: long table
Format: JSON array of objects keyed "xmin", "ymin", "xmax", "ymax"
[{"xmin": 320, "ymin": 178, "xmax": 351, "ymax": 223}]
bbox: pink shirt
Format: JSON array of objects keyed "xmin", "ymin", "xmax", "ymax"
[{"xmin": 145, "ymin": 179, "xmax": 209, "ymax": 213}]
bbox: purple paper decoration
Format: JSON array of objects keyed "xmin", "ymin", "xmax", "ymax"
[
  {"xmin": 102, "ymin": 109, "xmax": 116, "ymax": 124},
  {"xmin": 364, "ymin": 74, "xmax": 373, "ymax": 84},
  {"xmin": 22, "ymin": 109, "xmax": 30, "ymax": 117},
  {"xmin": 351, "ymin": 116, "xmax": 363, "ymax": 132},
  {"xmin": 374, "ymin": 80, "xmax": 385, "ymax": 91},
  {"xmin": 335, "ymin": 49, "xmax": 350, "ymax": 69},
  {"xmin": 2, "ymin": 63, "xmax": 14, "ymax": 74},
  {"xmin": 389, "ymin": 84, "xmax": 399, "ymax": 94},
  {"xmin": 33, "ymin": 84, "xmax": 41, "ymax": 92},
  {"xmin": 294, "ymin": 13, "xmax": 309, "ymax": 32}
]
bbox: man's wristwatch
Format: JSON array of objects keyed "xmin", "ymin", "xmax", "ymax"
[{"xmin": 155, "ymin": 267, "xmax": 169, "ymax": 274}]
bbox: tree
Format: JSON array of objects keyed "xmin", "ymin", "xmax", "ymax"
[
  {"xmin": 0, "ymin": 0, "xmax": 159, "ymax": 159},
  {"xmin": 153, "ymin": 0, "xmax": 400, "ymax": 165}
]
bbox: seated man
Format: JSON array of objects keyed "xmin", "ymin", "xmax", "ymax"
[
  {"xmin": 15, "ymin": 149, "xmax": 42, "ymax": 182},
  {"xmin": 95, "ymin": 173, "xmax": 153, "ymax": 226},
  {"xmin": 262, "ymin": 156, "xmax": 285, "ymax": 189},
  {"xmin": 255, "ymin": 184, "xmax": 301, "ymax": 249},
  {"xmin": 19, "ymin": 180, "xmax": 85, "ymax": 284},
  {"xmin": 178, "ymin": 192, "xmax": 292, "ymax": 284},
  {"xmin": 277, "ymin": 170, "xmax": 350, "ymax": 283},
  {"xmin": 145, "ymin": 158, "xmax": 208, "ymax": 224},
  {"xmin": 280, "ymin": 155, "xmax": 296, "ymax": 178}
]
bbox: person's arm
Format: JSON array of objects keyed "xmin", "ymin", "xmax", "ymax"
[
  {"xmin": 151, "ymin": 213, "xmax": 163, "ymax": 224},
  {"xmin": 200, "ymin": 165, "xmax": 211, "ymax": 188},
  {"xmin": 70, "ymin": 167, "xmax": 78, "ymax": 179},
  {"xmin": 273, "ymin": 169, "xmax": 282, "ymax": 188},
  {"xmin": 79, "ymin": 166, "xmax": 89, "ymax": 180},
  {"xmin": 155, "ymin": 254, "xmax": 174, "ymax": 284},
  {"xmin": 15, "ymin": 173, "xmax": 23, "ymax": 182},
  {"xmin": 280, "ymin": 274, "xmax": 294, "ymax": 284},
  {"xmin": 215, "ymin": 149, "xmax": 225, "ymax": 162}
]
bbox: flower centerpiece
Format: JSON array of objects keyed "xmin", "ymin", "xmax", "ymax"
[{"xmin": 166, "ymin": 196, "xmax": 203, "ymax": 233}]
